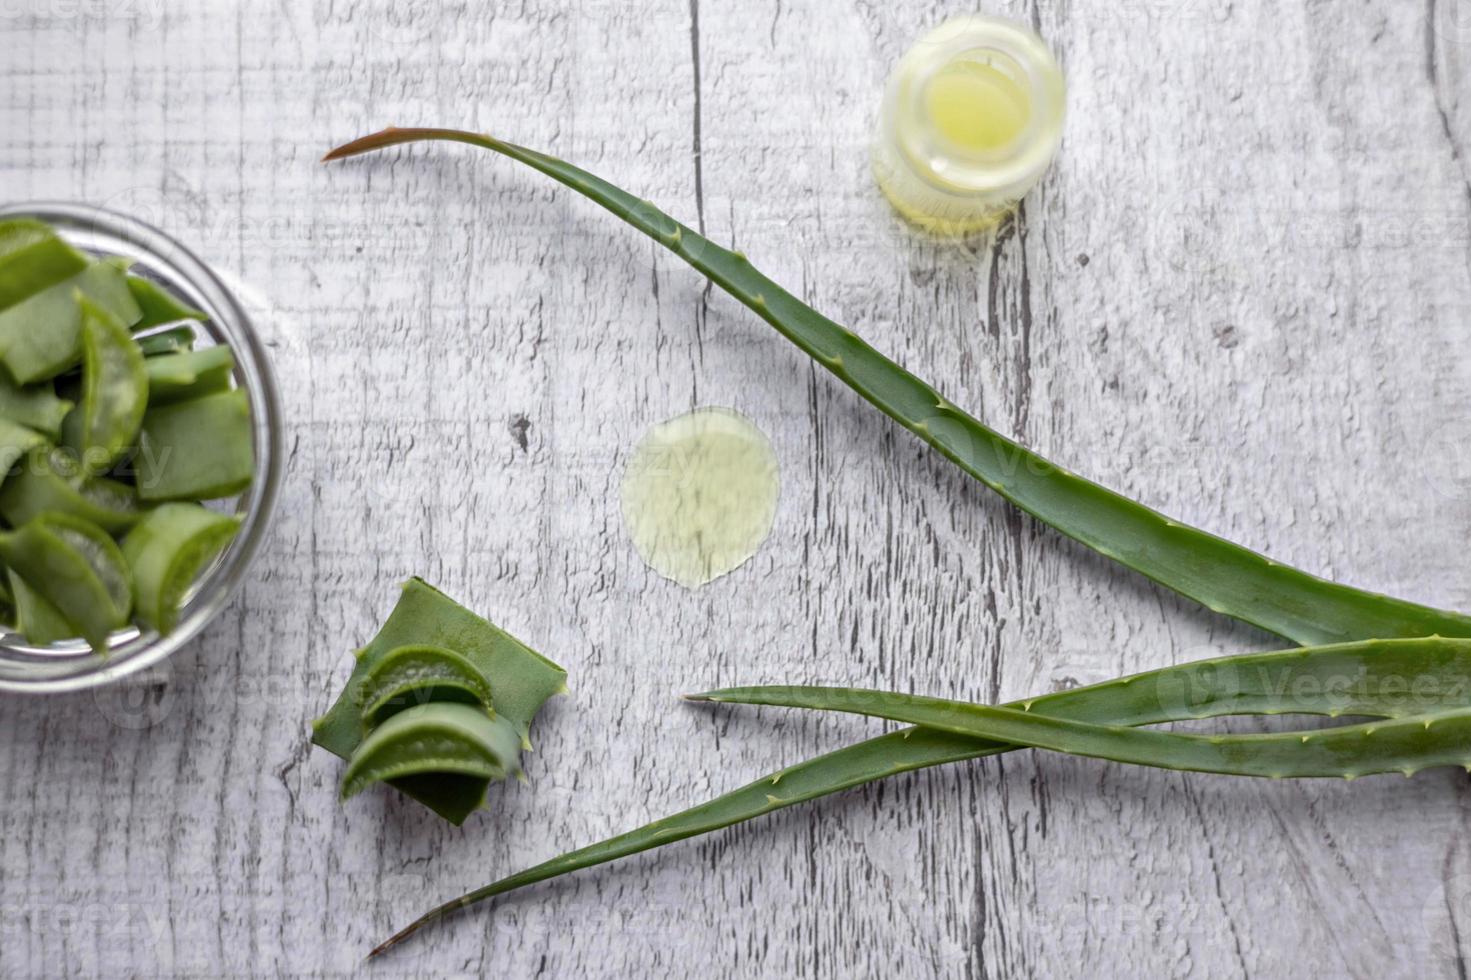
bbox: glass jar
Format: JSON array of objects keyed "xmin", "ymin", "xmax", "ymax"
[
  {"xmin": 872, "ymin": 15, "xmax": 1066, "ymax": 234},
  {"xmin": 0, "ymin": 202, "xmax": 283, "ymax": 692}
]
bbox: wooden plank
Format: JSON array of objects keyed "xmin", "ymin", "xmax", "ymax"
[{"xmin": 1, "ymin": 0, "xmax": 1469, "ymax": 975}]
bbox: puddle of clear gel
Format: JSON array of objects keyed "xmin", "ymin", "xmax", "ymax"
[{"xmin": 620, "ymin": 407, "xmax": 780, "ymax": 588}]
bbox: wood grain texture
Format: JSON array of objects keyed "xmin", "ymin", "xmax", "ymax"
[{"xmin": 3, "ymin": 0, "xmax": 1471, "ymax": 976}]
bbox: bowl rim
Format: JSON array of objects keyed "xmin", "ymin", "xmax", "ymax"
[{"xmin": 0, "ymin": 201, "xmax": 283, "ymax": 693}]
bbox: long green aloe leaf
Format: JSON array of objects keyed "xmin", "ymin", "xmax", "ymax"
[
  {"xmin": 366, "ymin": 638, "xmax": 1465, "ymax": 954},
  {"xmin": 325, "ymin": 127, "xmax": 1471, "ymax": 648},
  {"xmin": 689, "ymin": 680, "xmax": 1471, "ymax": 779}
]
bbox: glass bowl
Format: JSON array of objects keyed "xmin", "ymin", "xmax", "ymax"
[{"xmin": 0, "ymin": 202, "xmax": 283, "ymax": 693}]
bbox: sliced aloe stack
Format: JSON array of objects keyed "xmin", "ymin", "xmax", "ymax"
[
  {"xmin": 0, "ymin": 420, "xmax": 48, "ymax": 477},
  {"xmin": 125, "ymin": 275, "xmax": 205, "ymax": 330},
  {"xmin": 0, "ymin": 258, "xmax": 141, "ymax": 383},
  {"xmin": 0, "ymin": 219, "xmax": 89, "ymax": 311},
  {"xmin": 78, "ymin": 296, "xmax": 148, "ymax": 474},
  {"xmin": 313, "ymin": 579, "xmax": 568, "ymax": 825},
  {"xmin": 0, "ymin": 446, "xmax": 146, "ymax": 533},
  {"xmin": 136, "ymin": 388, "xmax": 254, "ymax": 500},
  {"xmin": 340, "ymin": 703, "xmax": 523, "ymax": 802},
  {"xmin": 0, "ymin": 375, "xmax": 72, "ymax": 439},
  {"xmin": 143, "ymin": 346, "xmax": 234, "ymax": 406},
  {"xmin": 357, "ymin": 644, "xmax": 496, "ymax": 726},
  {"xmin": 121, "ymin": 502, "xmax": 240, "ymax": 635},
  {"xmin": 0, "ymin": 512, "xmax": 132, "ymax": 651},
  {"xmin": 8, "ymin": 569, "xmax": 76, "ymax": 646}
]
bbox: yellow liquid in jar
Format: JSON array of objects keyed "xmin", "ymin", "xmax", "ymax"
[
  {"xmin": 872, "ymin": 14, "xmax": 1065, "ymax": 235},
  {"xmin": 924, "ymin": 60, "xmax": 1032, "ymax": 154},
  {"xmin": 620, "ymin": 408, "xmax": 780, "ymax": 588}
]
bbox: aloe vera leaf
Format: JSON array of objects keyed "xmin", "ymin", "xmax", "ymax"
[
  {"xmin": 143, "ymin": 346, "xmax": 234, "ymax": 406},
  {"xmin": 312, "ymin": 578, "xmax": 567, "ymax": 823},
  {"xmin": 0, "ymin": 512, "xmax": 131, "ymax": 651},
  {"xmin": 7, "ymin": 568, "xmax": 76, "ymax": 646},
  {"xmin": 357, "ymin": 644, "xmax": 496, "ymax": 727},
  {"xmin": 368, "ymin": 637, "xmax": 1463, "ymax": 953},
  {"xmin": 78, "ymin": 296, "xmax": 149, "ymax": 474},
  {"xmin": 47, "ymin": 513, "xmax": 132, "ymax": 623},
  {"xmin": 0, "ymin": 259, "xmax": 142, "ymax": 383},
  {"xmin": 125, "ymin": 275, "xmax": 205, "ymax": 330},
  {"xmin": 326, "ymin": 128, "xmax": 1471, "ymax": 647},
  {"xmin": 136, "ymin": 325, "xmax": 198, "ymax": 357},
  {"xmin": 688, "ymin": 681, "xmax": 1471, "ymax": 779},
  {"xmin": 341, "ymin": 703, "xmax": 524, "ymax": 801},
  {"xmin": 0, "ymin": 219, "xmax": 88, "ymax": 311},
  {"xmin": 135, "ymin": 388, "xmax": 254, "ymax": 500},
  {"xmin": 0, "ymin": 447, "xmax": 146, "ymax": 533},
  {"xmin": 0, "ymin": 420, "xmax": 47, "ymax": 477},
  {"xmin": 120, "ymin": 502, "xmax": 240, "ymax": 635},
  {"xmin": 0, "ymin": 374, "xmax": 72, "ymax": 439}
]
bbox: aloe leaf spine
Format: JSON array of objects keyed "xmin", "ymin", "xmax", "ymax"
[{"xmin": 325, "ymin": 127, "xmax": 1471, "ymax": 647}]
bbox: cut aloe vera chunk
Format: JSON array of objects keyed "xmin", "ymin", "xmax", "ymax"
[
  {"xmin": 121, "ymin": 502, "xmax": 240, "ymax": 635},
  {"xmin": 78, "ymin": 296, "xmax": 148, "ymax": 473},
  {"xmin": 339, "ymin": 703, "xmax": 523, "ymax": 802},
  {"xmin": 0, "ymin": 566, "xmax": 13, "ymax": 630},
  {"xmin": 144, "ymin": 346, "xmax": 234, "ymax": 406},
  {"xmin": 0, "ymin": 419, "xmax": 47, "ymax": 476},
  {"xmin": 0, "ymin": 219, "xmax": 89, "ymax": 311},
  {"xmin": 137, "ymin": 325, "xmax": 197, "ymax": 357},
  {"xmin": 7, "ymin": 569, "xmax": 76, "ymax": 646},
  {"xmin": 136, "ymin": 388, "xmax": 254, "ymax": 501},
  {"xmin": 0, "ymin": 513, "xmax": 132, "ymax": 651},
  {"xmin": 0, "ymin": 446, "xmax": 146, "ymax": 533},
  {"xmin": 126, "ymin": 275, "xmax": 205, "ymax": 330},
  {"xmin": 357, "ymin": 644, "xmax": 496, "ymax": 727},
  {"xmin": 0, "ymin": 259, "xmax": 142, "ymax": 383},
  {"xmin": 0, "ymin": 374, "xmax": 72, "ymax": 438},
  {"xmin": 313, "ymin": 578, "xmax": 567, "ymax": 823}
]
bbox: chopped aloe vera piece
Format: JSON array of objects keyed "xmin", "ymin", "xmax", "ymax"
[
  {"xmin": 126, "ymin": 275, "xmax": 206, "ymax": 330},
  {"xmin": 57, "ymin": 405, "xmax": 81, "ymax": 456},
  {"xmin": 0, "ymin": 419, "xmax": 47, "ymax": 476},
  {"xmin": 78, "ymin": 296, "xmax": 148, "ymax": 473},
  {"xmin": 121, "ymin": 502, "xmax": 240, "ymax": 635},
  {"xmin": 340, "ymin": 703, "xmax": 522, "ymax": 803},
  {"xmin": 0, "ymin": 260, "xmax": 142, "ymax": 383},
  {"xmin": 0, "ymin": 567, "xmax": 13, "ymax": 630},
  {"xmin": 0, "ymin": 219, "xmax": 89, "ymax": 311},
  {"xmin": 0, "ymin": 447, "xmax": 146, "ymax": 533},
  {"xmin": 7, "ymin": 569, "xmax": 76, "ymax": 646},
  {"xmin": 0, "ymin": 374, "xmax": 72, "ymax": 439},
  {"xmin": 0, "ymin": 513, "xmax": 131, "ymax": 651},
  {"xmin": 358, "ymin": 644, "xmax": 495, "ymax": 726},
  {"xmin": 136, "ymin": 388, "xmax": 254, "ymax": 501},
  {"xmin": 144, "ymin": 346, "xmax": 234, "ymax": 406},
  {"xmin": 48, "ymin": 515, "xmax": 131, "ymax": 621},
  {"xmin": 137, "ymin": 325, "xmax": 197, "ymax": 357},
  {"xmin": 313, "ymin": 578, "xmax": 567, "ymax": 824}
]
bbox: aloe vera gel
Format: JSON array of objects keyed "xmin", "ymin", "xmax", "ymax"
[
  {"xmin": 0, "ymin": 218, "xmax": 253, "ymax": 652},
  {"xmin": 873, "ymin": 15, "xmax": 1065, "ymax": 233},
  {"xmin": 620, "ymin": 407, "xmax": 780, "ymax": 588}
]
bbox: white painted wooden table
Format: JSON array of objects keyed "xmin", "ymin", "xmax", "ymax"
[{"xmin": 4, "ymin": 1, "xmax": 1471, "ymax": 976}]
